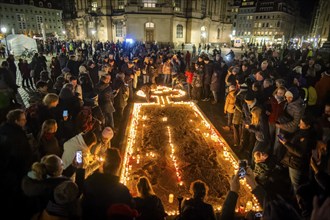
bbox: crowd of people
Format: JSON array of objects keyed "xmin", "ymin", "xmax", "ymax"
[{"xmin": 0, "ymin": 38, "xmax": 329, "ymax": 220}]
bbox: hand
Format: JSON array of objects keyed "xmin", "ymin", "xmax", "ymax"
[
  {"xmin": 230, "ymin": 173, "xmax": 240, "ymax": 193},
  {"xmin": 278, "ymin": 138, "xmax": 287, "ymax": 145},
  {"xmin": 245, "ymin": 124, "xmax": 250, "ymax": 129},
  {"xmin": 275, "ymin": 123, "xmax": 281, "ymax": 128},
  {"xmin": 245, "ymin": 167, "xmax": 258, "ymax": 190},
  {"xmin": 224, "ymin": 110, "xmax": 227, "ymax": 114},
  {"xmin": 265, "ymin": 111, "xmax": 271, "ymax": 116},
  {"xmin": 310, "ymin": 157, "xmax": 319, "ymax": 174},
  {"xmin": 311, "ymin": 197, "xmax": 330, "ymax": 220}
]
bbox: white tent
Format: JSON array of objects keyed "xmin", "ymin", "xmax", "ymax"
[{"xmin": 1, "ymin": 34, "xmax": 38, "ymax": 56}]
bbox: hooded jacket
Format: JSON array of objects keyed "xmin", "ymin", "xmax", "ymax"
[{"xmin": 62, "ymin": 133, "xmax": 88, "ymax": 169}]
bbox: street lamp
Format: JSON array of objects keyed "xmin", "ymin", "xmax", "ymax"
[
  {"xmin": 1, "ymin": 27, "xmax": 9, "ymax": 57},
  {"xmin": 62, "ymin": 30, "xmax": 66, "ymax": 40}
]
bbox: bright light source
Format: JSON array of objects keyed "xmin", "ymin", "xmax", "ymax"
[
  {"xmin": 62, "ymin": 30, "xmax": 66, "ymax": 34},
  {"xmin": 1, "ymin": 27, "xmax": 7, "ymax": 33},
  {"xmin": 91, "ymin": 30, "xmax": 96, "ymax": 35},
  {"xmin": 126, "ymin": 38, "xmax": 134, "ymax": 44},
  {"xmin": 201, "ymin": 32, "xmax": 206, "ymax": 38}
]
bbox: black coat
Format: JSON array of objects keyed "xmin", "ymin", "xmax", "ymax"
[
  {"xmin": 82, "ymin": 173, "xmax": 134, "ymax": 220},
  {"xmin": 134, "ymin": 195, "xmax": 166, "ymax": 220}
]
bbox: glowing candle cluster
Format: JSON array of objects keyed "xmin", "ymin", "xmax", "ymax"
[{"xmin": 167, "ymin": 126, "xmax": 183, "ymax": 185}]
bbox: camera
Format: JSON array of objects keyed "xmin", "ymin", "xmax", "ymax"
[{"xmin": 238, "ymin": 160, "xmax": 247, "ymax": 179}]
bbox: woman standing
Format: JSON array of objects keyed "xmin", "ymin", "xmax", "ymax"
[{"xmin": 134, "ymin": 176, "xmax": 166, "ymax": 220}]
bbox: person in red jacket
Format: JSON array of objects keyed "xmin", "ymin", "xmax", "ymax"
[
  {"xmin": 185, "ymin": 65, "xmax": 194, "ymax": 99},
  {"xmin": 266, "ymin": 86, "xmax": 287, "ymax": 149}
]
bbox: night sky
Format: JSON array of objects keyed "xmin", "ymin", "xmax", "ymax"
[{"xmin": 298, "ymin": 0, "xmax": 318, "ymax": 23}]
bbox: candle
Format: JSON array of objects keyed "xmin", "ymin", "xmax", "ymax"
[{"xmin": 169, "ymin": 194, "xmax": 174, "ymax": 203}]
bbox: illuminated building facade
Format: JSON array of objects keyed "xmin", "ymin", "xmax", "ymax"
[
  {"xmin": 68, "ymin": 0, "xmax": 232, "ymax": 45},
  {"xmin": 234, "ymin": 0, "xmax": 296, "ymax": 45}
]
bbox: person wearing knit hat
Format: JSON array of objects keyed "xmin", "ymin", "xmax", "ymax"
[
  {"xmin": 90, "ymin": 127, "xmax": 114, "ymax": 159},
  {"xmin": 285, "ymin": 87, "xmax": 300, "ymax": 103},
  {"xmin": 102, "ymin": 127, "xmax": 114, "ymax": 140}
]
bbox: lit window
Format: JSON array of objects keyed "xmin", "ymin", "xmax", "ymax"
[
  {"xmin": 174, "ymin": 0, "xmax": 181, "ymax": 12},
  {"xmin": 118, "ymin": 0, "xmax": 125, "ymax": 9},
  {"xmin": 145, "ymin": 22, "xmax": 154, "ymax": 28},
  {"xmin": 116, "ymin": 23, "xmax": 123, "ymax": 37},
  {"xmin": 91, "ymin": 2, "xmax": 98, "ymax": 11},
  {"xmin": 143, "ymin": 0, "xmax": 156, "ymax": 8},
  {"xmin": 176, "ymin": 24, "xmax": 183, "ymax": 38}
]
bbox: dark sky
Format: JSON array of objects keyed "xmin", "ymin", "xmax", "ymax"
[{"xmin": 298, "ymin": 0, "xmax": 318, "ymax": 23}]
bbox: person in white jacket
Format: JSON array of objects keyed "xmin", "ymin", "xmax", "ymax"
[{"xmin": 62, "ymin": 131, "xmax": 98, "ymax": 178}]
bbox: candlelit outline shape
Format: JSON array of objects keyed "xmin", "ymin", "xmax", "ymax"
[{"xmin": 120, "ymin": 86, "xmax": 262, "ymax": 212}]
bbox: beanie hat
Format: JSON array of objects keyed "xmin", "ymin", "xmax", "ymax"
[
  {"xmin": 285, "ymin": 90, "xmax": 293, "ymax": 98},
  {"xmin": 54, "ymin": 181, "xmax": 79, "ymax": 205},
  {"xmin": 245, "ymin": 91, "xmax": 255, "ymax": 101},
  {"xmin": 287, "ymin": 87, "xmax": 300, "ymax": 100},
  {"xmin": 102, "ymin": 127, "xmax": 114, "ymax": 139}
]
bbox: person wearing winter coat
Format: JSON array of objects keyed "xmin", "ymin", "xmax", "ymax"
[
  {"xmin": 82, "ymin": 148, "xmax": 135, "ymax": 220},
  {"xmin": 162, "ymin": 58, "xmax": 172, "ymax": 85},
  {"xmin": 95, "ymin": 74, "xmax": 116, "ymax": 128},
  {"xmin": 274, "ymin": 87, "xmax": 304, "ymax": 158},
  {"xmin": 61, "ymin": 131, "xmax": 98, "ymax": 178},
  {"xmin": 191, "ymin": 63, "xmax": 203, "ymax": 102},
  {"xmin": 223, "ymin": 85, "xmax": 236, "ymax": 131},
  {"xmin": 266, "ymin": 86, "xmax": 287, "ymax": 149},
  {"xmin": 210, "ymin": 69, "xmax": 220, "ymax": 104},
  {"xmin": 134, "ymin": 177, "xmax": 166, "ymax": 220},
  {"xmin": 185, "ymin": 65, "xmax": 194, "ymax": 99},
  {"xmin": 180, "ymin": 180, "xmax": 216, "ymax": 220},
  {"xmin": 279, "ymin": 114, "xmax": 316, "ymax": 193}
]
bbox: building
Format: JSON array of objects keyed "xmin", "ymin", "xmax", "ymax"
[
  {"xmin": 69, "ymin": 0, "xmax": 232, "ymax": 46},
  {"xmin": 0, "ymin": 0, "xmax": 63, "ymax": 39},
  {"xmin": 310, "ymin": 0, "xmax": 330, "ymax": 47},
  {"xmin": 234, "ymin": 0, "xmax": 296, "ymax": 46}
]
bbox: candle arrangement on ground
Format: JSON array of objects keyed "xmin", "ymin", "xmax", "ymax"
[{"xmin": 121, "ymin": 86, "xmax": 261, "ymax": 216}]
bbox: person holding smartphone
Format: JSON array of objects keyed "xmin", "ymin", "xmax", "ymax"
[{"xmin": 279, "ymin": 114, "xmax": 317, "ymax": 194}]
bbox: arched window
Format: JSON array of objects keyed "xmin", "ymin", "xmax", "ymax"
[
  {"xmin": 217, "ymin": 28, "xmax": 220, "ymax": 39},
  {"xmin": 145, "ymin": 22, "xmax": 154, "ymax": 28},
  {"xmin": 47, "ymin": 3, "xmax": 52, "ymax": 8},
  {"xmin": 39, "ymin": 1, "xmax": 43, "ymax": 7},
  {"xmin": 176, "ymin": 24, "xmax": 183, "ymax": 38}
]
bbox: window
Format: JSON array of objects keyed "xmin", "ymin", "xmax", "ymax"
[
  {"xmin": 91, "ymin": 1, "xmax": 98, "ymax": 11},
  {"xmin": 176, "ymin": 24, "xmax": 183, "ymax": 38},
  {"xmin": 201, "ymin": 1, "xmax": 206, "ymax": 15},
  {"xmin": 36, "ymin": 15, "xmax": 43, "ymax": 33},
  {"xmin": 145, "ymin": 22, "xmax": 154, "ymax": 28},
  {"xmin": 277, "ymin": 21, "xmax": 280, "ymax": 27},
  {"xmin": 47, "ymin": 3, "xmax": 52, "ymax": 8},
  {"xmin": 143, "ymin": 0, "xmax": 156, "ymax": 8},
  {"xmin": 266, "ymin": 23, "xmax": 269, "ymax": 27},
  {"xmin": 39, "ymin": 1, "xmax": 43, "ymax": 7},
  {"xmin": 17, "ymin": 14, "xmax": 26, "ymax": 30},
  {"xmin": 217, "ymin": 28, "xmax": 220, "ymax": 39},
  {"xmin": 174, "ymin": 0, "xmax": 181, "ymax": 12},
  {"xmin": 118, "ymin": 0, "xmax": 125, "ymax": 9},
  {"xmin": 116, "ymin": 23, "xmax": 123, "ymax": 37}
]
